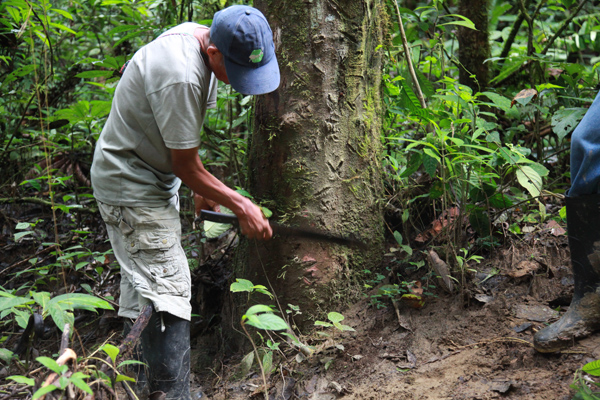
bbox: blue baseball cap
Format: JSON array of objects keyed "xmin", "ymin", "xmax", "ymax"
[{"xmin": 210, "ymin": 5, "xmax": 280, "ymax": 95}]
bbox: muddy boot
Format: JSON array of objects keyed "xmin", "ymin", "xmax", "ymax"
[
  {"xmin": 534, "ymin": 194, "xmax": 600, "ymax": 352},
  {"xmin": 141, "ymin": 311, "xmax": 191, "ymax": 400},
  {"xmin": 123, "ymin": 320, "xmax": 149, "ymax": 397}
]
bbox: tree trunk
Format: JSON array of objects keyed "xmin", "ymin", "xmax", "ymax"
[
  {"xmin": 457, "ymin": 0, "xmax": 490, "ymax": 91},
  {"xmin": 243, "ymin": 0, "xmax": 385, "ymax": 327}
]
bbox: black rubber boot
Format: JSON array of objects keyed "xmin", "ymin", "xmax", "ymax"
[
  {"xmin": 534, "ymin": 194, "xmax": 600, "ymax": 352},
  {"xmin": 141, "ymin": 311, "xmax": 191, "ymax": 400}
]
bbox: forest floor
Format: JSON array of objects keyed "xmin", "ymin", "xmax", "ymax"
[
  {"xmin": 196, "ymin": 227, "xmax": 599, "ymax": 400},
  {"xmin": 2, "ymin": 206, "xmax": 600, "ymax": 400}
]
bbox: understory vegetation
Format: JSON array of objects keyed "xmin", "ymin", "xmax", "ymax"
[{"xmin": 1, "ymin": 0, "xmax": 599, "ymax": 398}]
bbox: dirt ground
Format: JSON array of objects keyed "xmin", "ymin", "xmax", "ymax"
[
  {"xmin": 196, "ymin": 234, "xmax": 600, "ymax": 400},
  {"xmin": 3, "ymin": 208, "xmax": 599, "ymax": 400}
]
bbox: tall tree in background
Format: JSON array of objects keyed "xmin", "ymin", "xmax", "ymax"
[
  {"xmin": 244, "ymin": 0, "xmax": 385, "ymax": 324},
  {"xmin": 457, "ymin": 0, "xmax": 490, "ymax": 90}
]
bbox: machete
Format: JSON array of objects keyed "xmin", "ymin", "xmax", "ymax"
[{"xmin": 199, "ymin": 210, "xmax": 367, "ymax": 249}]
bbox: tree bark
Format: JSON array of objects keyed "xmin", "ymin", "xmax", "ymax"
[
  {"xmin": 243, "ymin": 0, "xmax": 385, "ymax": 327},
  {"xmin": 457, "ymin": 0, "xmax": 490, "ymax": 91}
]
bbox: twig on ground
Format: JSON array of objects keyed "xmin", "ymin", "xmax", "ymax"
[{"xmin": 59, "ymin": 323, "xmax": 71, "ymax": 355}]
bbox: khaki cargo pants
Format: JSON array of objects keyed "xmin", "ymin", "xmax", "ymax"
[{"xmin": 97, "ymin": 197, "xmax": 191, "ymax": 321}]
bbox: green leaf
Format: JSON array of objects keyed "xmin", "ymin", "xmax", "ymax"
[
  {"xmin": 69, "ymin": 373, "xmax": 93, "ymax": 394},
  {"xmin": 107, "ymin": 25, "xmax": 140, "ymax": 35},
  {"xmin": 490, "ymin": 57, "xmax": 526, "ymax": 84},
  {"xmin": 51, "ymin": 8, "xmax": 74, "ymax": 20},
  {"xmin": 327, "ymin": 312, "xmax": 344, "ymax": 324},
  {"xmin": 469, "ymin": 207, "xmax": 491, "ymax": 237},
  {"xmin": 113, "ymin": 30, "xmax": 145, "ymax": 48},
  {"xmin": 48, "ymin": 293, "xmax": 113, "ymax": 312},
  {"xmin": 15, "ymin": 222, "xmax": 30, "ymax": 229},
  {"xmin": 230, "ymin": 279, "xmax": 254, "ymax": 293},
  {"xmin": 32, "ymin": 292, "xmax": 51, "ymax": 313},
  {"xmin": 583, "ymin": 359, "xmax": 600, "ymax": 376},
  {"xmin": 36, "ymin": 357, "xmax": 64, "ymax": 374},
  {"xmin": 240, "ymin": 351, "xmax": 254, "ymax": 376},
  {"xmin": 245, "ymin": 313, "xmax": 288, "ymax": 331},
  {"xmin": 423, "ymin": 148, "xmax": 440, "ymax": 162},
  {"xmin": 0, "ymin": 296, "xmax": 33, "ymax": 312},
  {"xmin": 415, "ymin": 69, "xmax": 434, "ymax": 98},
  {"xmin": 47, "ymin": 303, "xmax": 74, "ymax": 332},
  {"xmin": 6, "ymin": 375, "xmax": 34, "ymax": 385},
  {"xmin": 260, "ymin": 207, "xmax": 273, "ymax": 218},
  {"xmin": 516, "ymin": 165, "xmax": 543, "ymax": 198},
  {"xmin": 536, "ymin": 83, "xmax": 564, "ymax": 91},
  {"xmin": 118, "ymin": 359, "xmax": 146, "ymax": 369},
  {"xmin": 235, "ymin": 188, "xmax": 254, "ymax": 198},
  {"xmin": 400, "ymin": 152, "xmax": 422, "ymax": 178},
  {"xmin": 115, "ymin": 374, "xmax": 136, "ymax": 383},
  {"xmin": 481, "ymin": 92, "xmax": 511, "ymax": 112},
  {"xmin": 15, "ymin": 231, "xmax": 34, "ymax": 241},
  {"xmin": 262, "ymin": 351, "xmax": 273, "ymax": 374},
  {"xmin": 488, "ymin": 194, "xmax": 513, "ymax": 209},
  {"xmin": 75, "ymin": 70, "xmax": 114, "ymax": 79},
  {"xmin": 101, "ymin": 343, "xmax": 120, "ymax": 365},
  {"xmin": 49, "ymin": 22, "xmax": 76, "ymax": 35},
  {"xmin": 551, "ymin": 108, "xmax": 586, "ymax": 140},
  {"xmin": 245, "ymin": 304, "xmax": 276, "ymax": 316},
  {"xmin": 439, "ymin": 14, "xmax": 477, "ymax": 30},
  {"xmin": 90, "ymin": 100, "xmax": 113, "ymax": 118},
  {"xmin": 0, "ymin": 349, "xmax": 15, "ymax": 363},
  {"xmin": 33, "ymin": 384, "xmax": 58, "ymax": 400},
  {"xmin": 203, "ymin": 220, "xmax": 231, "ymax": 239},
  {"xmin": 13, "ymin": 308, "xmax": 31, "ymax": 329},
  {"xmin": 252, "ymin": 285, "xmax": 273, "ymax": 299},
  {"xmin": 393, "ymin": 231, "xmax": 403, "ymax": 245},
  {"xmin": 559, "ymin": 206, "xmax": 567, "ymax": 220},
  {"xmin": 422, "ymin": 153, "xmax": 438, "ymax": 177},
  {"xmin": 527, "ymin": 162, "xmax": 549, "ymax": 178},
  {"xmin": 400, "ymin": 80, "xmax": 422, "ymax": 110},
  {"xmin": 314, "ymin": 321, "xmax": 333, "ymax": 327},
  {"xmin": 385, "ymin": 81, "xmax": 400, "ymax": 96},
  {"xmin": 333, "ymin": 322, "xmax": 356, "ymax": 332}
]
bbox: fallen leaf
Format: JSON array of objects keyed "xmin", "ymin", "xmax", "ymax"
[
  {"xmin": 514, "ymin": 304, "xmax": 559, "ymax": 322},
  {"xmin": 511, "ymin": 88, "xmax": 538, "ymax": 107},
  {"xmin": 545, "ymin": 220, "xmax": 566, "ymax": 236},
  {"xmin": 547, "ymin": 68, "xmax": 564, "ymax": 78},
  {"xmin": 401, "ymin": 293, "xmax": 425, "ymax": 309},
  {"xmin": 415, "ymin": 207, "xmax": 460, "ymax": 242},
  {"xmin": 427, "ymin": 250, "xmax": 454, "ymax": 293},
  {"xmin": 522, "ymin": 225, "xmax": 535, "ymax": 233},
  {"xmin": 474, "ymin": 294, "xmax": 493, "ymax": 303},
  {"xmin": 508, "ymin": 260, "xmax": 540, "ymax": 278}
]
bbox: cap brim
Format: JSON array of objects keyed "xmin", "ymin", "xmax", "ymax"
[{"xmin": 224, "ymin": 55, "xmax": 280, "ymax": 95}]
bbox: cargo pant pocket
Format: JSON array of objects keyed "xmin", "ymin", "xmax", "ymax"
[{"xmin": 126, "ymin": 230, "xmax": 190, "ymax": 297}]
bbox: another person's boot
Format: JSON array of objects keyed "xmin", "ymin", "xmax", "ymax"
[
  {"xmin": 534, "ymin": 194, "xmax": 600, "ymax": 352},
  {"xmin": 141, "ymin": 311, "xmax": 191, "ymax": 400}
]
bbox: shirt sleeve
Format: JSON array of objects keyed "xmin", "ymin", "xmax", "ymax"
[
  {"xmin": 207, "ymin": 74, "xmax": 218, "ymax": 109},
  {"xmin": 147, "ymin": 82, "xmax": 206, "ymax": 150}
]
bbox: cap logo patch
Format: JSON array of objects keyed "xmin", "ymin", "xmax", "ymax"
[{"xmin": 249, "ymin": 49, "xmax": 264, "ymax": 63}]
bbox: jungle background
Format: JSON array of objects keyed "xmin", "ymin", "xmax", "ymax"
[{"xmin": 2, "ymin": 0, "xmax": 600, "ymax": 399}]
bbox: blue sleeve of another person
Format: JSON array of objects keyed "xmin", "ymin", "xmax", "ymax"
[{"xmin": 570, "ymin": 91, "xmax": 600, "ymax": 197}]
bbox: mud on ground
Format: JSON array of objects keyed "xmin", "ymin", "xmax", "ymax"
[{"xmin": 198, "ymin": 234, "xmax": 600, "ymax": 400}]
